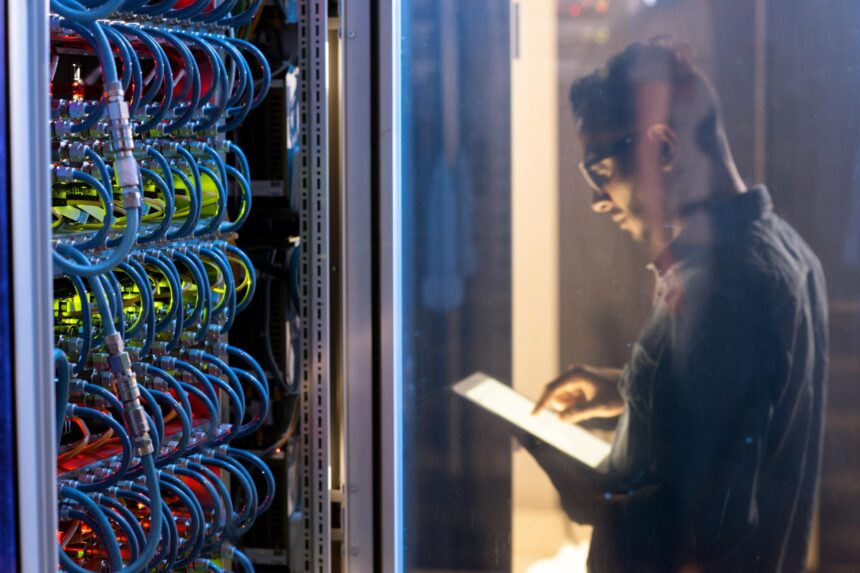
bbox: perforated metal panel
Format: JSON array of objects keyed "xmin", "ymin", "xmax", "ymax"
[{"xmin": 298, "ymin": 0, "xmax": 331, "ymax": 571}]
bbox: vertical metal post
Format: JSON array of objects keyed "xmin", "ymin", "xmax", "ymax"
[
  {"xmin": 10, "ymin": 0, "xmax": 57, "ymax": 571},
  {"xmin": 339, "ymin": 0, "xmax": 375, "ymax": 570},
  {"xmin": 299, "ymin": 0, "xmax": 331, "ymax": 571},
  {"xmin": 378, "ymin": 0, "xmax": 403, "ymax": 571}
]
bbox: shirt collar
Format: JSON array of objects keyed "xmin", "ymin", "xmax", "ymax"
[{"xmin": 652, "ymin": 186, "xmax": 773, "ymax": 275}]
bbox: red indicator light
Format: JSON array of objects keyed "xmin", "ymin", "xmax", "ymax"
[{"xmin": 569, "ymin": 3, "xmax": 582, "ymax": 17}]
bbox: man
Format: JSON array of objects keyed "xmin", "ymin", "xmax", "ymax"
[{"xmin": 527, "ymin": 40, "xmax": 828, "ymax": 572}]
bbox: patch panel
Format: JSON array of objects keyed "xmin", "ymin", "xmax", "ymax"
[{"xmin": 48, "ymin": 2, "xmax": 292, "ymax": 571}]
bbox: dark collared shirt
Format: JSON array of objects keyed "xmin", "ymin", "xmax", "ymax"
[{"xmin": 585, "ymin": 187, "xmax": 828, "ymax": 572}]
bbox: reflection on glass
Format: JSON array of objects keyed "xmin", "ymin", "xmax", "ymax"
[{"xmin": 399, "ymin": 1, "xmax": 860, "ymax": 572}]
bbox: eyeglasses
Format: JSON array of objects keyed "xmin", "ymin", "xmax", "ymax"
[{"xmin": 578, "ymin": 135, "xmax": 635, "ymax": 191}]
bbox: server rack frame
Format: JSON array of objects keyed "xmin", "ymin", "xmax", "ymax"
[
  {"xmin": 298, "ymin": 0, "xmax": 333, "ymax": 571},
  {"xmin": 338, "ymin": 0, "xmax": 375, "ymax": 570},
  {"xmin": 10, "ymin": 1, "xmax": 57, "ymax": 571},
  {"xmin": 376, "ymin": 0, "xmax": 403, "ymax": 571}
]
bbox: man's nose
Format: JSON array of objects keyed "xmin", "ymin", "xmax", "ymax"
[{"xmin": 591, "ymin": 190, "xmax": 614, "ymax": 213}]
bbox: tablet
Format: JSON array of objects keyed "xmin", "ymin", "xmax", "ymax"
[{"xmin": 453, "ymin": 372, "xmax": 612, "ymax": 470}]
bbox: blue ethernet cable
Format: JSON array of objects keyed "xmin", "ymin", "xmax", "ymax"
[
  {"xmin": 175, "ymin": 381, "xmax": 219, "ymax": 440},
  {"xmin": 157, "ymin": 473, "xmax": 205, "ymax": 567},
  {"xmin": 172, "ymin": 465, "xmax": 230, "ymax": 548},
  {"xmin": 165, "ymin": 0, "xmax": 210, "ymax": 20},
  {"xmin": 167, "ymin": 358, "xmax": 221, "ymax": 421},
  {"xmin": 204, "ymin": 35, "xmax": 252, "ymax": 117},
  {"xmin": 136, "ymin": 385, "xmax": 165, "ymax": 454},
  {"xmin": 227, "ymin": 448, "xmax": 275, "ymax": 514},
  {"xmin": 66, "ymin": 273, "xmax": 92, "ymax": 374},
  {"xmin": 95, "ymin": 494, "xmax": 147, "ymax": 553},
  {"xmin": 112, "ymin": 24, "xmax": 174, "ymax": 134},
  {"xmin": 60, "ymin": 255, "xmax": 117, "ymax": 346},
  {"xmin": 198, "ymin": 453, "xmax": 258, "ymax": 533},
  {"xmin": 93, "ymin": 493, "xmax": 146, "ymax": 559},
  {"xmin": 54, "ymin": 209, "xmax": 140, "ymax": 279},
  {"xmin": 179, "ymin": 462, "xmax": 233, "ymax": 553},
  {"xmin": 103, "ymin": 25, "xmax": 142, "ymax": 117},
  {"xmin": 95, "ymin": 273, "xmax": 119, "ymax": 329},
  {"xmin": 173, "ymin": 32, "xmax": 228, "ymax": 132},
  {"xmin": 65, "ymin": 169, "xmax": 113, "ymax": 251},
  {"xmin": 200, "ymin": 351, "xmax": 245, "ymax": 411},
  {"xmin": 195, "ymin": 0, "xmax": 239, "ymax": 23},
  {"xmin": 230, "ymin": 546, "xmax": 258, "ymax": 573},
  {"xmin": 51, "ymin": 0, "xmax": 125, "ymax": 22},
  {"xmin": 220, "ymin": 164, "xmax": 253, "ymax": 233},
  {"xmin": 153, "ymin": 251, "xmax": 185, "ymax": 350},
  {"xmin": 126, "ymin": 258, "xmax": 156, "ymax": 354},
  {"xmin": 115, "ymin": 262, "xmax": 150, "ymax": 340},
  {"xmin": 59, "ymin": 20, "xmax": 125, "ymax": 134},
  {"xmin": 138, "ymin": 364, "xmax": 192, "ymax": 421},
  {"xmin": 233, "ymin": 369, "xmax": 268, "ymax": 438},
  {"xmin": 144, "ymin": 27, "xmax": 201, "ymax": 133},
  {"xmin": 164, "ymin": 468, "xmax": 219, "ymax": 561},
  {"xmin": 81, "ymin": 382, "xmax": 122, "ymax": 418},
  {"xmin": 58, "ymin": 485, "xmax": 123, "ymax": 570},
  {"xmin": 223, "ymin": 245, "xmax": 256, "ymax": 312},
  {"xmin": 146, "ymin": 147, "xmax": 176, "ymax": 210},
  {"xmin": 171, "ymin": 250, "xmax": 206, "ymax": 331},
  {"xmin": 107, "ymin": 483, "xmax": 174, "ymax": 571},
  {"xmin": 120, "ymin": 26, "xmax": 165, "ymax": 111},
  {"xmin": 136, "ymin": 0, "xmax": 179, "ymax": 16},
  {"xmin": 66, "ymin": 405, "xmax": 132, "ymax": 493},
  {"xmin": 54, "ymin": 349, "xmax": 71, "ymax": 446},
  {"xmin": 178, "ymin": 32, "xmax": 224, "ymax": 111},
  {"xmin": 219, "ymin": 454, "xmax": 260, "ymax": 530},
  {"xmin": 168, "ymin": 166, "xmax": 200, "ymax": 240},
  {"xmin": 230, "ymin": 38, "xmax": 271, "ymax": 110},
  {"xmin": 136, "ymin": 166, "xmax": 174, "ymax": 244},
  {"xmin": 214, "ymin": 37, "xmax": 252, "ymax": 112},
  {"xmin": 218, "ymin": 55, "xmax": 256, "ymax": 133},
  {"xmin": 204, "ymin": 373, "xmax": 244, "ymax": 433},
  {"xmin": 81, "ymin": 504, "xmax": 142, "ymax": 561},
  {"xmin": 220, "ymin": 0, "xmax": 264, "ymax": 28},
  {"xmin": 172, "ymin": 144, "xmax": 204, "ymax": 236},
  {"xmin": 149, "ymin": 389, "xmax": 191, "ymax": 464},
  {"xmin": 226, "ymin": 141, "xmax": 252, "ymax": 184},
  {"xmin": 142, "ymin": 253, "xmax": 181, "ymax": 333},
  {"xmin": 177, "ymin": 249, "xmax": 213, "ymax": 343},
  {"xmin": 102, "ymin": 271, "xmax": 125, "ymax": 339},
  {"xmin": 199, "ymin": 247, "xmax": 236, "ymax": 332},
  {"xmin": 202, "ymin": 144, "xmax": 228, "ymax": 193},
  {"xmin": 194, "ymin": 164, "xmax": 228, "ymax": 237}
]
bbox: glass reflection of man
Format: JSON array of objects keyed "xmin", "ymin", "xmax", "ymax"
[{"xmin": 528, "ymin": 40, "xmax": 828, "ymax": 573}]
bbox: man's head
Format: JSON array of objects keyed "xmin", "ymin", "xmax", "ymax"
[{"xmin": 570, "ymin": 39, "xmax": 736, "ymax": 245}]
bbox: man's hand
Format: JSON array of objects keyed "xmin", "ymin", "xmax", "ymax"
[{"xmin": 532, "ymin": 364, "xmax": 624, "ymax": 423}]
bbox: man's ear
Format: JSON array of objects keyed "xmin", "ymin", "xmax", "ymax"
[{"xmin": 646, "ymin": 123, "xmax": 678, "ymax": 171}]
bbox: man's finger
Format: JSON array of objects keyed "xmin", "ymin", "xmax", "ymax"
[{"xmin": 531, "ymin": 387, "xmax": 555, "ymax": 415}]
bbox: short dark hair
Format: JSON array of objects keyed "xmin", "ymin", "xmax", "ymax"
[{"xmin": 569, "ymin": 39, "xmax": 727, "ymax": 160}]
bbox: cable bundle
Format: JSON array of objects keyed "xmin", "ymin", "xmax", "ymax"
[{"xmin": 50, "ymin": 2, "xmax": 275, "ymax": 571}]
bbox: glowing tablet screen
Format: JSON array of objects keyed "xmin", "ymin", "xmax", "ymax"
[{"xmin": 453, "ymin": 372, "xmax": 612, "ymax": 469}]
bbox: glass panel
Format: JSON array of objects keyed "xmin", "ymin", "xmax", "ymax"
[
  {"xmin": 398, "ymin": 1, "xmax": 860, "ymax": 571},
  {"xmin": 400, "ymin": 1, "xmax": 513, "ymax": 570}
]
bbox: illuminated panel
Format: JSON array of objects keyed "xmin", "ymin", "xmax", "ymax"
[{"xmin": 453, "ymin": 373, "xmax": 611, "ymax": 470}]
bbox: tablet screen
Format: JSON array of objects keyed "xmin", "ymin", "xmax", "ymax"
[{"xmin": 453, "ymin": 372, "xmax": 612, "ymax": 469}]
